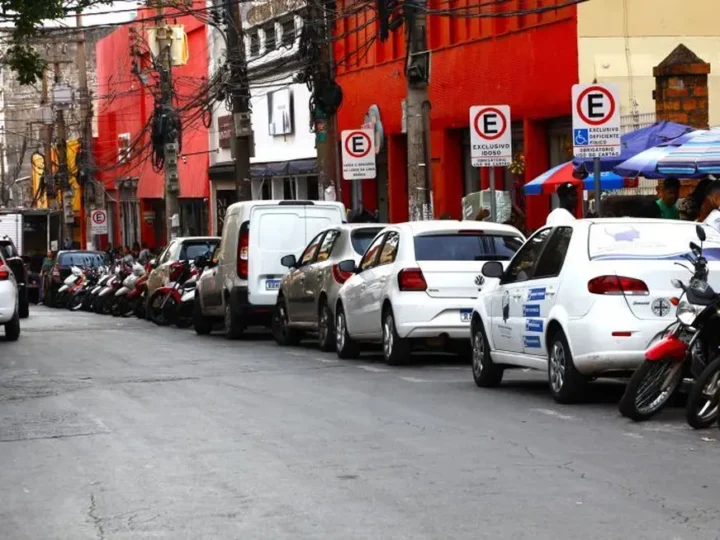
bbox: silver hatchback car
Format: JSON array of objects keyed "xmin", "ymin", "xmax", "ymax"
[{"xmin": 273, "ymin": 223, "xmax": 385, "ymax": 350}]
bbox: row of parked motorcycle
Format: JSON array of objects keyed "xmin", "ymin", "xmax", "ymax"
[{"xmin": 48, "ymin": 256, "xmax": 201, "ymax": 328}]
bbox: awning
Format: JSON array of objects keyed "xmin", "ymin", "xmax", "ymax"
[{"xmin": 208, "ymin": 158, "xmax": 317, "ymax": 180}]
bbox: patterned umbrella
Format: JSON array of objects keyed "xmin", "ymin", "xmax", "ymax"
[
  {"xmin": 656, "ymin": 129, "xmax": 720, "ymax": 176},
  {"xmin": 524, "ymin": 162, "xmax": 625, "ymax": 195}
]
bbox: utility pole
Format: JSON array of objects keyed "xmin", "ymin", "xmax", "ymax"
[
  {"xmin": 0, "ymin": 137, "xmax": 6, "ymax": 206},
  {"xmin": 405, "ymin": 0, "xmax": 431, "ymax": 220},
  {"xmin": 225, "ymin": 0, "xmax": 253, "ymax": 201},
  {"xmin": 153, "ymin": 0, "xmax": 181, "ymax": 241},
  {"xmin": 54, "ymin": 48, "xmax": 72, "ymax": 242},
  {"xmin": 41, "ymin": 70, "xmax": 53, "ymax": 210}
]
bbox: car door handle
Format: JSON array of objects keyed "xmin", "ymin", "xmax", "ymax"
[
  {"xmin": 546, "ymin": 289, "xmax": 556, "ymax": 297},
  {"xmin": 512, "ymin": 292, "xmax": 523, "ymax": 299}
]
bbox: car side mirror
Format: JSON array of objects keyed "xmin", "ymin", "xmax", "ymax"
[
  {"xmin": 338, "ymin": 259, "xmax": 357, "ymax": 274},
  {"xmin": 482, "ymin": 261, "xmax": 504, "ymax": 278},
  {"xmin": 696, "ymin": 224, "xmax": 707, "ymax": 242},
  {"xmin": 281, "ymin": 254, "xmax": 297, "ymax": 268}
]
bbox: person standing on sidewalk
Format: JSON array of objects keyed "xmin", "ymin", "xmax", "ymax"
[
  {"xmin": 39, "ymin": 250, "xmax": 54, "ymax": 304},
  {"xmin": 546, "ymin": 183, "xmax": 578, "ymax": 226},
  {"xmin": 655, "ymin": 178, "xmax": 680, "ymax": 220}
]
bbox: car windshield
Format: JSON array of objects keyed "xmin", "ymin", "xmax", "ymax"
[
  {"xmin": 58, "ymin": 252, "xmax": 108, "ymax": 267},
  {"xmin": 414, "ymin": 233, "xmax": 524, "ymax": 261},
  {"xmin": 351, "ymin": 228, "xmax": 383, "ymax": 255},
  {"xmin": 181, "ymin": 241, "xmax": 219, "ymax": 261},
  {"xmin": 588, "ymin": 222, "xmax": 720, "ymax": 260}
]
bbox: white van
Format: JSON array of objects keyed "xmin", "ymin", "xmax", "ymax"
[{"xmin": 194, "ymin": 200, "xmax": 346, "ymax": 338}]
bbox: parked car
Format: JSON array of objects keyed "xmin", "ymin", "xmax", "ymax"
[
  {"xmin": 469, "ymin": 219, "xmax": 720, "ymax": 404},
  {"xmin": 0, "ymin": 238, "xmax": 29, "ymax": 318},
  {"xmin": 272, "ymin": 223, "xmax": 385, "ymax": 350},
  {"xmin": 0, "ymin": 248, "xmax": 20, "ymax": 341},
  {"xmin": 145, "ymin": 237, "xmax": 220, "ymax": 301},
  {"xmin": 45, "ymin": 250, "xmax": 109, "ymax": 307},
  {"xmin": 333, "ymin": 220, "xmax": 525, "ymax": 364},
  {"xmin": 194, "ymin": 200, "xmax": 346, "ymax": 339}
]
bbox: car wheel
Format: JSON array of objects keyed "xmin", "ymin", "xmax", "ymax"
[
  {"xmin": 272, "ymin": 296, "xmax": 301, "ymax": 346},
  {"xmin": 317, "ymin": 300, "xmax": 335, "ymax": 352},
  {"xmin": 193, "ymin": 293, "xmax": 213, "ymax": 335},
  {"xmin": 18, "ymin": 287, "xmax": 29, "ymax": 319},
  {"xmin": 335, "ymin": 304, "xmax": 360, "ymax": 359},
  {"xmin": 224, "ymin": 301, "xmax": 244, "ymax": 340},
  {"xmin": 4, "ymin": 309, "xmax": 20, "ymax": 341},
  {"xmin": 548, "ymin": 330, "xmax": 587, "ymax": 404},
  {"xmin": 472, "ymin": 321, "xmax": 503, "ymax": 387},
  {"xmin": 383, "ymin": 307, "xmax": 411, "ymax": 366}
]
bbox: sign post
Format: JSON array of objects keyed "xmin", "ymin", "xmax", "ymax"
[
  {"xmin": 90, "ymin": 209, "xmax": 108, "ymax": 236},
  {"xmin": 571, "ymin": 83, "xmax": 621, "ymax": 217},
  {"xmin": 341, "ymin": 129, "xmax": 376, "ymax": 181},
  {"xmin": 469, "ymin": 105, "xmax": 512, "ymax": 222}
]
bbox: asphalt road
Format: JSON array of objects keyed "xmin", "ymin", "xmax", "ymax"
[{"xmin": 1, "ymin": 307, "xmax": 719, "ymax": 539}]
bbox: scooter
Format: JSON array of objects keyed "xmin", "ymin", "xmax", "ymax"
[
  {"xmin": 148, "ymin": 261, "xmax": 195, "ymax": 326},
  {"xmin": 112, "ymin": 263, "xmax": 146, "ymax": 317},
  {"xmin": 175, "ymin": 273, "xmax": 199, "ymax": 328},
  {"xmin": 55, "ymin": 266, "xmax": 83, "ymax": 308}
]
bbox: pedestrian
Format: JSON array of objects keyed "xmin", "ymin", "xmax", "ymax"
[
  {"xmin": 678, "ymin": 178, "xmax": 712, "ymax": 221},
  {"xmin": 546, "ymin": 182, "xmax": 578, "ymax": 226},
  {"xmin": 138, "ymin": 243, "xmax": 152, "ymax": 265},
  {"xmin": 39, "ymin": 250, "xmax": 54, "ymax": 305},
  {"xmin": 655, "ymin": 177, "xmax": 680, "ymax": 219},
  {"xmin": 699, "ymin": 180, "xmax": 720, "ymax": 232}
]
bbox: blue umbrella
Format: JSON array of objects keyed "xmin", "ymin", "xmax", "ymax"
[
  {"xmin": 524, "ymin": 162, "xmax": 625, "ymax": 195},
  {"xmin": 614, "ymin": 129, "xmax": 718, "ymax": 178},
  {"xmin": 656, "ymin": 130, "xmax": 720, "ymax": 176},
  {"xmin": 572, "ymin": 121, "xmax": 694, "ymax": 173}
]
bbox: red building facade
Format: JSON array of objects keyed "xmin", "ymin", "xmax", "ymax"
[
  {"xmin": 95, "ymin": 2, "xmax": 210, "ymax": 250},
  {"xmin": 333, "ymin": 0, "xmax": 579, "ymax": 230}
]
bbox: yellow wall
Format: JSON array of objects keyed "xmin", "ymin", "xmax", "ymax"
[{"xmin": 577, "ymin": 0, "xmax": 720, "ymax": 125}]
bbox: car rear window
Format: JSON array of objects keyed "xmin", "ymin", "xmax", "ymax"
[
  {"xmin": 181, "ymin": 241, "xmax": 219, "ymax": 261},
  {"xmin": 0, "ymin": 242, "xmax": 18, "ymax": 258},
  {"xmin": 351, "ymin": 228, "xmax": 383, "ymax": 255},
  {"xmin": 589, "ymin": 222, "xmax": 720, "ymax": 261},
  {"xmin": 58, "ymin": 252, "xmax": 108, "ymax": 267},
  {"xmin": 414, "ymin": 233, "xmax": 524, "ymax": 261}
]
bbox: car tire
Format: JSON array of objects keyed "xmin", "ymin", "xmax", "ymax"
[
  {"xmin": 335, "ymin": 304, "xmax": 360, "ymax": 359},
  {"xmin": 472, "ymin": 320, "xmax": 503, "ymax": 387},
  {"xmin": 317, "ymin": 300, "xmax": 335, "ymax": 352},
  {"xmin": 4, "ymin": 309, "xmax": 20, "ymax": 341},
  {"xmin": 272, "ymin": 296, "xmax": 301, "ymax": 346},
  {"xmin": 224, "ymin": 301, "xmax": 244, "ymax": 340},
  {"xmin": 383, "ymin": 307, "xmax": 411, "ymax": 366},
  {"xmin": 193, "ymin": 293, "xmax": 213, "ymax": 336},
  {"xmin": 547, "ymin": 330, "xmax": 587, "ymax": 404},
  {"xmin": 18, "ymin": 288, "xmax": 29, "ymax": 319}
]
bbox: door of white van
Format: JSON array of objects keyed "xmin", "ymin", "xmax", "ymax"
[{"xmin": 247, "ymin": 202, "xmax": 346, "ymax": 306}]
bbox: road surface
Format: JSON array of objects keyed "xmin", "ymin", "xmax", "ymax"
[{"xmin": 1, "ymin": 307, "xmax": 718, "ymax": 539}]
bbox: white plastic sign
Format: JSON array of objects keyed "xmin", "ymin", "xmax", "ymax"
[
  {"xmin": 90, "ymin": 210, "xmax": 108, "ymax": 235},
  {"xmin": 341, "ymin": 129, "xmax": 376, "ymax": 180},
  {"xmin": 469, "ymin": 105, "xmax": 512, "ymax": 167},
  {"xmin": 571, "ymin": 83, "xmax": 621, "ymax": 158}
]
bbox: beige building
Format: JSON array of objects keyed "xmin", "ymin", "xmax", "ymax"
[{"xmin": 578, "ymin": 0, "xmax": 719, "ymax": 126}]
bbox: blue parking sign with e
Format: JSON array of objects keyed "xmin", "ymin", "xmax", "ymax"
[{"xmin": 574, "ymin": 129, "xmax": 589, "ymax": 146}]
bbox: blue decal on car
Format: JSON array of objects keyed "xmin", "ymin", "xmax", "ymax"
[
  {"xmin": 525, "ymin": 319, "xmax": 543, "ymax": 332},
  {"xmin": 523, "ymin": 304, "xmax": 540, "ymax": 317},
  {"xmin": 524, "ymin": 335, "xmax": 542, "ymax": 348},
  {"xmin": 527, "ymin": 287, "xmax": 546, "ymax": 301}
]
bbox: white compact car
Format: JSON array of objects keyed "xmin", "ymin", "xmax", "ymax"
[
  {"xmin": 334, "ymin": 220, "xmax": 525, "ymax": 364},
  {"xmin": 469, "ymin": 218, "xmax": 720, "ymax": 403},
  {"xmin": 0, "ymin": 250, "xmax": 20, "ymax": 341}
]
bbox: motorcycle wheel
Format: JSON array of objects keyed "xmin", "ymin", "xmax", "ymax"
[
  {"xmin": 686, "ymin": 356, "xmax": 720, "ymax": 429},
  {"xmin": 68, "ymin": 292, "xmax": 85, "ymax": 311},
  {"xmin": 619, "ymin": 358, "xmax": 683, "ymax": 422},
  {"xmin": 149, "ymin": 291, "xmax": 172, "ymax": 326},
  {"xmin": 175, "ymin": 301, "xmax": 193, "ymax": 329},
  {"xmin": 111, "ymin": 297, "xmax": 123, "ymax": 317},
  {"xmin": 102, "ymin": 295, "xmax": 115, "ymax": 315}
]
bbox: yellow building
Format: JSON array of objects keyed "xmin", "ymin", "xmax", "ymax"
[{"xmin": 578, "ymin": 0, "xmax": 719, "ymax": 125}]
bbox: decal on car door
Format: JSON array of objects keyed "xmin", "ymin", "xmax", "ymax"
[
  {"xmin": 522, "ymin": 304, "xmax": 540, "ymax": 317},
  {"xmin": 525, "ymin": 319, "xmax": 543, "ymax": 332},
  {"xmin": 527, "ymin": 287, "xmax": 546, "ymax": 301},
  {"xmin": 523, "ymin": 336, "xmax": 542, "ymax": 348}
]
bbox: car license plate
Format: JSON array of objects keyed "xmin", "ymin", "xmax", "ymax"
[
  {"xmin": 460, "ymin": 309, "xmax": 472, "ymax": 322},
  {"xmin": 265, "ymin": 279, "xmax": 281, "ymax": 291}
]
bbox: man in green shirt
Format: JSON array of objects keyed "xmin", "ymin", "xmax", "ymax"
[{"xmin": 656, "ymin": 177, "xmax": 680, "ymax": 219}]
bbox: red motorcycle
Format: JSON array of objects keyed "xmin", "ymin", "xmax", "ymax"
[{"xmin": 148, "ymin": 261, "xmax": 195, "ymax": 326}]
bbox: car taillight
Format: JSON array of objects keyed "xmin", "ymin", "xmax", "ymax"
[
  {"xmin": 587, "ymin": 275, "xmax": 649, "ymax": 296},
  {"xmin": 52, "ymin": 264, "xmax": 60, "ymax": 278},
  {"xmin": 237, "ymin": 226, "xmax": 249, "ymax": 279},
  {"xmin": 398, "ymin": 268, "xmax": 427, "ymax": 291},
  {"xmin": 332, "ymin": 264, "xmax": 353, "ymax": 284},
  {"xmin": 0, "ymin": 265, "xmax": 9, "ymax": 280}
]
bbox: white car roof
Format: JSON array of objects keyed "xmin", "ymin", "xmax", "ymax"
[{"xmin": 393, "ymin": 220, "xmax": 524, "ymax": 237}]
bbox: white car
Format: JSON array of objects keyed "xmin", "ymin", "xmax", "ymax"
[
  {"xmin": 334, "ymin": 220, "xmax": 525, "ymax": 364},
  {"xmin": 469, "ymin": 218, "xmax": 720, "ymax": 403},
  {"xmin": 0, "ymin": 250, "xmax": 20, "ymax": 341}
]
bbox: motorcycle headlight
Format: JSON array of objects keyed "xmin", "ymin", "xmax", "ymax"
[{"xmin": 676, "ymin": 301, "xmax": 702, "ymax": 326}]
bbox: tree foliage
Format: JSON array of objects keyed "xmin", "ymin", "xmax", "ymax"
[{"xmin": 1, "ymin": 0, "xmax": 114, "ymax": 84}]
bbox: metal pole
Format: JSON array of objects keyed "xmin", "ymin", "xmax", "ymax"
[
  {"xmin": 54, "ymin": 52, "xmax": 72, "ymax": 242},
  {"xmin": 0, "ymin": 139, "xmax": 6, "ymax": 206},
  {"xmin": 593, "ymin": 156, "xmax": 602, "ymax": 217},
  {"xmin": 489, "ymin": 168, "xmax": 497, "ymax": 222}
]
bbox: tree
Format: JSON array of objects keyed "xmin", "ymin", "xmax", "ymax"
[{"xmin": 1, "ymin": 0, "xmax": 114, "ymax": 85}]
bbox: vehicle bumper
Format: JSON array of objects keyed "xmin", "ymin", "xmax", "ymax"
[
  {"xmin": 0, "ymin": 282, "xmax": 17, "ymax": 323},
  {"xmin": 230, "ymin": 286, "xmax": 272, "ymax": 321},
  {"xmin": 568, "ymin": 315, "xmax": 669, "ymax": 375},
  {"xmin": 391, "ymin": 293, "xmax": 474, "ymax": 340}
]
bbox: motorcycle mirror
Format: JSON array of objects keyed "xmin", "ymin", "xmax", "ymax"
[
  {"xmin": 689, "ymin": 241, "xmax": 701, "ymax": 255},
  {"xmin": 696, "ymin": 224, "xmax": 707, "ymax": 243},
  {"xmin": 671, "ymin": 278, "xmax": 683, "ymax": 289}
]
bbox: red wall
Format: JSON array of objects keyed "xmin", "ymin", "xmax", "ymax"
[{"xmin": 334, "ymin": 0, "xmax": 579, "ymax": 229}]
